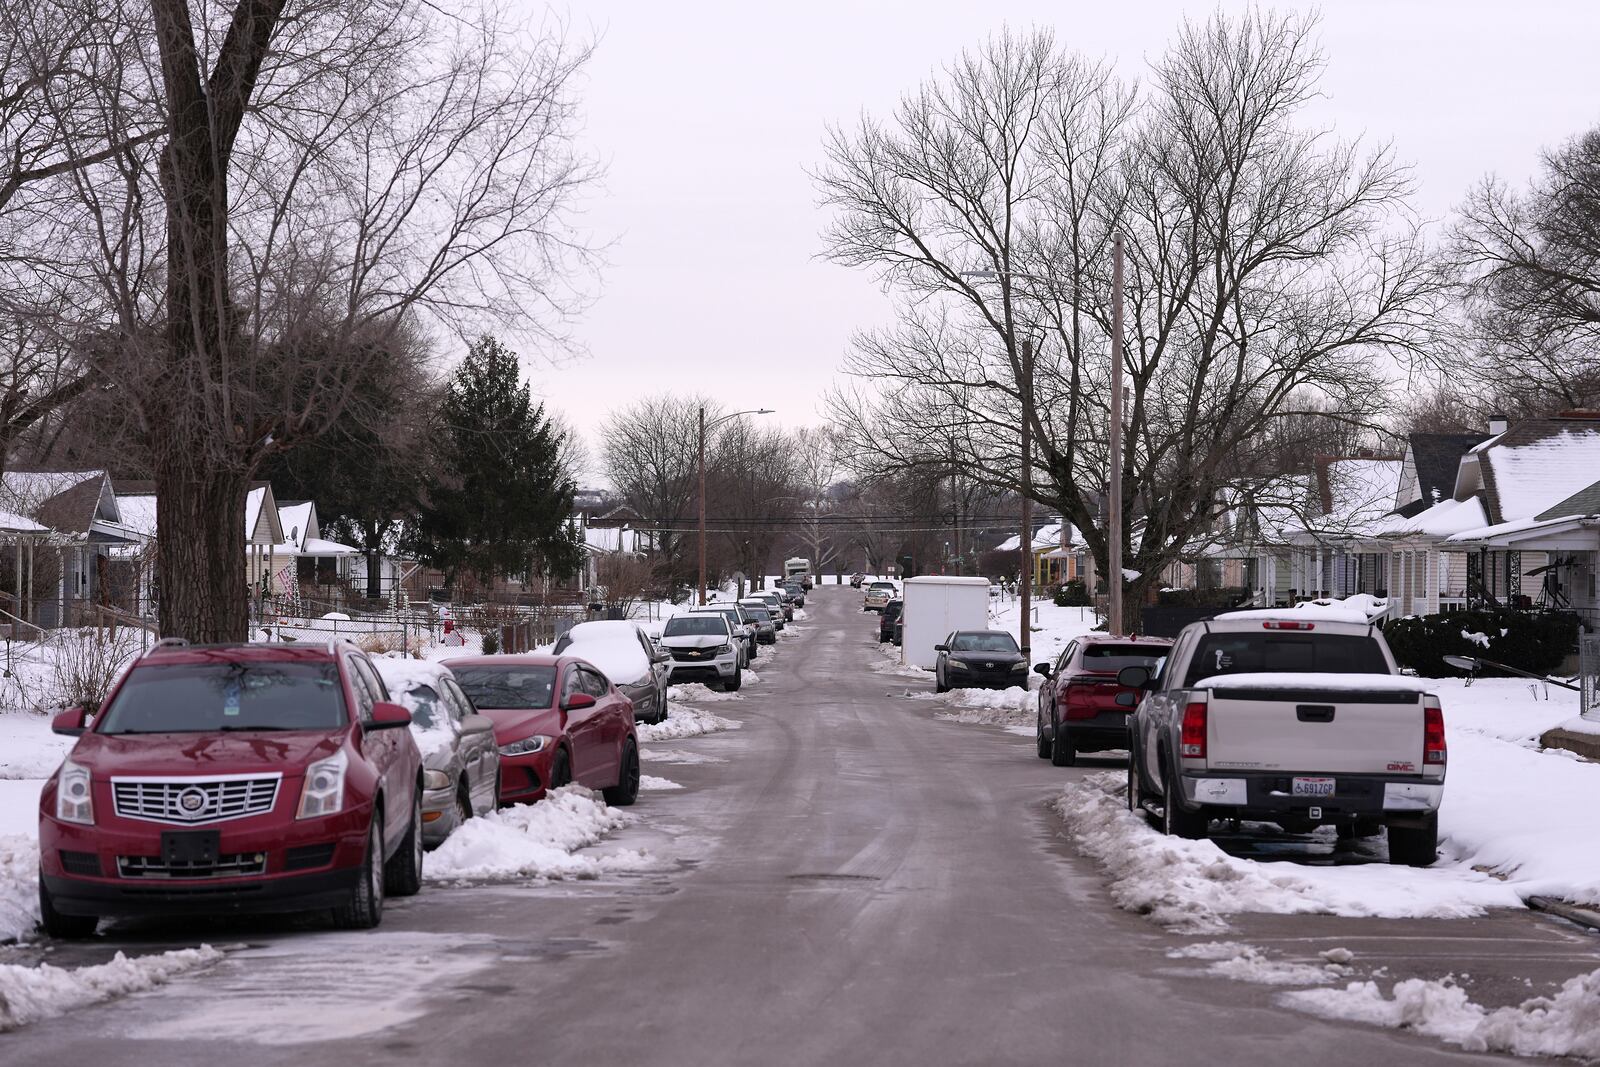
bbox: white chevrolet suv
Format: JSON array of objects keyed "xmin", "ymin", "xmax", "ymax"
[
  {"xmin": 659, "ymin": 612, "xmax": 742, "ymax": 692},
  {"xmin": 1121, "ymin": 611, "xmax": 1445, "ymax": 866}
]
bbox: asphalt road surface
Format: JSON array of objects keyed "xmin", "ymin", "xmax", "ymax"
[{"xmin": 6, "ymin": 586, "xmax": 1598, "ymax": 1065}]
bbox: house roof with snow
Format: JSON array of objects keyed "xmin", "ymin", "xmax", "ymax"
[
  {"xmin": 995, "ymin": 521, "xmax": 1076, "ymax": 553},
  {"xmin": 245, "ymin": 483, "xmax": 284, "ymax": 546},
  {"xmin": 0, "ymin": 469, "xmax": 133, "ymax": 542},
  {"xmin": 1453, "ymin": 415, "xmax": 1600, "ymax": 524}
]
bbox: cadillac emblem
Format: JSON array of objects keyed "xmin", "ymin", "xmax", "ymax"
[{"xmin": 177, "ymin": 788, "xmax": 207, "ymax": 816}]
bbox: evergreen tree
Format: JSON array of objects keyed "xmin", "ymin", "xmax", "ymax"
[{"xmin": 407, "ymin": 337, "xmax": 583, "ymax": 588}]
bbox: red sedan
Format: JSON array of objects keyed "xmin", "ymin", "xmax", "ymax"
[
  {"xmin": 1033, "ymin": 636, "xmax": 1173, "ymax": 766},
  {"xmin": 38, "ymin": 642, "xmax": 424, "ymax": 938},
  {"xmin": 444, "ymin": 654, "xmax": 640, "ymax": 808}
]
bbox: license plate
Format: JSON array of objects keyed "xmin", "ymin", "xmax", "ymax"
[
  {"xmin": 161, "ymin": 830, "xmax": 221, "ymax": 867},
  {"xmin": 1291, "ymin": 777, "xmax": 1336, "ymax": 798}
]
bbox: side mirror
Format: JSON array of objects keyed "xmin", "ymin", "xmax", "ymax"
[
  {"xmin": 1114, "ymin": 691, "xmax": 1138, "ymax": 708},
  {"xmin": 52, "ymin": 706, "xmax": 88, "ymax": 736},
  {"xmin": 933, "ymin": 644, "xmax": 949, "ymax": 653},
  {"xmin": 1033, "ymin": 663, "xmax": 1053, "ymax": 678},
  {"xmin": 460, "ymin": 713, "xmax": 496, "ymax": 735},
  {"xmin": 562, "ymin": 692, "xmax": 597, "ymax": 711},
  {"xmin": 1117, "ymin": 665, "xmax": 1152, "ymax": 689},
  {"xmin": 367, "ymin": 701, "xmax": 413, "ymax": 730}
]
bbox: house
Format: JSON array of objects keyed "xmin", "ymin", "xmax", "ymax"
[
  {"xmin": 0, "ymin": 470, "xmax": 143, "ymax": 626},
  {"xmin": 995, "ymin": 520, "xmax": 1090, "ymax": 588},
  {"xmin": 272, "ymin": 501, "xmax": 361, "ymax": 602}
]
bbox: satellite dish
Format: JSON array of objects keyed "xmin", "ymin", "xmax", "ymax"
[{"xmin": 1442, "ymin": 655, "xmax": 1480, "ymax": 672}]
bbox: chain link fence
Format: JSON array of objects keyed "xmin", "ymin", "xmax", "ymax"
[{"xmin": 1580, "ymin": 633, "xmax": 1600, "ymax": 722}]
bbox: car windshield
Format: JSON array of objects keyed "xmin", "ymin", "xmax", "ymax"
[
  {"xmin": 870, "ymin": 583, "xmax": 895, "ymax": 592},
  {"xmin": 97, "ymin": 661, "xmax": 347, "ymax": 734},
  {"xmin": 950, "ymin": 632, "xmax": 1019, "ymax": 653},
  {"xmin": 453, "ymin": 665, "xmax": 557, "ymax": 709},
  {"xmin": 664, "ymin": 616, "xmax": 728, "ymax": 637},
  {"xmin": 1184, "ymin": 633, "xmax": 1390, "ymax": 686},
  {"xmin": 391, "ymin": 682, "xmax": 446, "ymax": 729},
  {"xmin": 1079, "ymin": 645, "xmax": 1167, "ymax": 673},
  {"xmin": 883, "ymin": 602, "xmax": 903, "ymax": 617},
  {"xmin": 743, "ymin": 607, "xmax": 772, "ymax": 622}
]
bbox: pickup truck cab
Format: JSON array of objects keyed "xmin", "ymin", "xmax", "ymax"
[{"xmin": 1121, "ymin": 611, "xmax": 1445, "ymax": 866}]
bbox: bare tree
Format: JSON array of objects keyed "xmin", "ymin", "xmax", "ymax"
[
  {"xmin": 598, "ymin": 394, "xmax": 714, "ymax": 589},
  {"xmin": 819, "ymin": 14, "xmax": 1440, "ymax": 628},
  {"xmin": 707, "ymin": 418, "xmax": 801, "ymax": 588},
  {"xmin": 788, "ymin": 426, "xmax": 842, "ymax": 579}
]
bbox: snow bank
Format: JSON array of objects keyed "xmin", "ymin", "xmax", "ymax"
[
  {"xmin": 0, "ymin": 832, "xmax": 39, "ymax": 942},
  {"xmin": 637, "ymin": 703, "xmax": 740, "ymax": 743},
  {"xmin": 424, "ymin": 786, "xmax": 654, "ymax": 882},
  {"xmin": 668, "ymin": 682, "xmax": 742, "ymax": 703},
  {"xmin": 931, "ymin": 686, "xmax": 1035, "ymax": 727},
  {"xmin": 1169, "ymin": 941, "xmax": 1345, "ymax": 986},
  {"xmin": 0, "ymin": 946, "xmax": 222, "ymax": 1031},
  {"xmin": 640, "ymin": 775, "xmax": 682, "ymax": 791},
  {"xmin": 0, "ymin": 711, "xmax": 73, "ymax": 780},
  {"xmin": 1284, "ymin": 969, "xmax": 1600, "ymax": 1060},
  {"xmin": 1052, "ymin": 773, "xmax": 1521, "ymax": 934}
]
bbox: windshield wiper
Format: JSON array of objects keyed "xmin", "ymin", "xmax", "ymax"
[{"xmin": 216, "ymin": 724, "xmax": 298, "ymax": 732}]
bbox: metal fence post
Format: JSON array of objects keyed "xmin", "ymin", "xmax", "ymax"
[{"xmin": 1581, "ymin": 633, "xmax": 1600, "ymax": 722}]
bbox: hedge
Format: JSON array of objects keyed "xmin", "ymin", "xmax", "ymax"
[
  {"xmin": 1381, "ymin": 609, "xmax": 1580, "ymax": 678},
  {"xmin": 1053, "ymin": 580, "xmax": 1090, "ymax": 607}
]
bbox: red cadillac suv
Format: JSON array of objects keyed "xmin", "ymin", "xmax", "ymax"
[
  {"xmin": 1033, "ymin": 635, "xmax": 1173, "ymax": 767},
  {"xmin": 37, "ymin": 640, "xmax": 424, "ymax": 938}
]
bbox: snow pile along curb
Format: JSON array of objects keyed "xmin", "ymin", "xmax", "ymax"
[
  {"xmin": 0, "ymin": 946, "xmax": 223, "ymax": 1031},
  {"xmin": 425, "ymin": 786, "xmax": 655, "ymax": 882},
  {"xmin": 932, "ymin": 686, "xmax": 1034, "ymax": 726},
  {"xmin": 1053, "ymin": 773, "xmax": 1520, "ymax": 933},
  {"xmin": 637, "ymin": 703, "xmax": 740, "ymax": 743},
  {"xmin": 1284, "ymin": 969, "xmax": 1600, "ymax": 1059},
  {"xmin": 0, "ymin": 833, "xmax": 40, "ymax": 942}
]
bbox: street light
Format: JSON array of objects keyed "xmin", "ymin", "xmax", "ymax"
[{"xmin": 699, "ymin": 406, "xmax": 774, "ymax": 605}]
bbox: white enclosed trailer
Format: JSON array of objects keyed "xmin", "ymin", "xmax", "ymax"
[{"xmin": 900, "ymin": 576, "xmax": 991, "ymax": 669}]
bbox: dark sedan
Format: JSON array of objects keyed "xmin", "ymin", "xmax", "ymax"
[{"xmin": 933, "ymin": 630, "xmax": 1028, "ymax": 692}]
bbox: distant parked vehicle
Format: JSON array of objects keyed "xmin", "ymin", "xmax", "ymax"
[
  {"xmin": 1033, "ymin": 636, "xmax": 1172, "ymax": 768},
  {"xmin": 552, "ymin": 620, "xmax": 671, "ymax": 724},
  {"xmin": 782, "ymin": 580, "xmax": 806, "ymax": 607},
  {"xmin": 446, "ymin": 653, "xmax": 641, "ymax": 808},
  {"xmin": 1121, "ymin": 612, "xmax": 1444, "ymax": 866},
  {"xmin": 863, "ymin": 581, "xmax": 897, "ymax": 612},
  {"xmin": 879, "ymin": 599, "xmax": 903, "ymax": 643},
  {"xmin": 373, "ymin": 658, "xmax": 501, "ymax": 846},
  {"xmin": 933, "ymin": 631, "xmax": 1027, "ymax": 692},
  {"xmin": 656, "ymin": 613, "xmax": 743, "ymax": 690},
  {"xmin": 737, "ymin": 602, "xmax": 779, "ymax": 644},
  {"xmin": 756, "ymin": 590, "xmax": 792, "ymax": 623},
  {"xmin": 39, "ymin": 641, "xmax": 423, "ymax": 937}
]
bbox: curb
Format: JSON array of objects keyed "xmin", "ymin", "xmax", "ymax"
[{"xmin": 1528, "ymin": 896, "xmax": 1600, "ymax": 933}]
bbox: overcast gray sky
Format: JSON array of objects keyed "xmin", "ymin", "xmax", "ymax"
[{"xmin": 518, "ymin": 0, "xmax": 1600, "ymax": 477}]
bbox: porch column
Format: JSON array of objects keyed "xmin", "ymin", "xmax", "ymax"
[
  {"xmin": 1424, "ymin": 547, "xmax": 1438, "ymax": 614},
  {"xmin": 1313, "ymin": 547, "xmax": 1323, "ymax": 597}
]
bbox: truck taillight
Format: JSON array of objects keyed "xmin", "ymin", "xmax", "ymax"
[
  {"xmin": 1180, "ymin": 700, "xmax": 1207, "ymax": 758},
  {"xmin": 1262, "ymin": 621, "xmax": 1314, "ymax": 630},
  {"xmin": 1423, "ymin": 697, "xmax": 1446, "ymax": 766}
]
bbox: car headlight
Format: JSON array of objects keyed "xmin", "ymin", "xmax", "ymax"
[
  {"xmin": 1011, "ymin": 661, "xmax": 1026, "ymax": 671},
  {"xmin": 422, "ymin": 769, "xmax": 451, "ymax": 790},
  {"xmin": 948, "ymin": 659, "xmax": 969, "ymax": 670},
  {"xmin": 715, "ymin": 643, "xmax": 732, "ymax": 654},
  {"xmin": 297, "ymin": 749, "xmax": 349, "ymax": 820},
  {"xmin": 55, "ymin": 759, "xmax": 94, "ymax": 825},
  {"xmin": 499, "ymin": 735, "xmax": 550, "ymax": 757}
]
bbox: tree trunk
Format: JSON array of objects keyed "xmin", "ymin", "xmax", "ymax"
[{"xmin": 155, "ymin": 469, "xmax": 250, "ymax": 641}]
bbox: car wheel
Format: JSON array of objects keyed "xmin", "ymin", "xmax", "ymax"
[
  {"xmin": 1035, "ymin": 708, "xmax": 1052, "ymax": 760},
  {"xmin": 1161, "ymin": 766, "xmax": 1207, "ymax": 840},
  {"xmin": 722, "ymin": 667, "xmax": 742, "ymax": 692},
  {"xmin": 332, "ymin": 817, "xmax": 385, "ymax": 929},
  {"xmin": 1386, "ymin": 814, "xmax": 1438, "ymax": 867},
  {"xmin": 38, "ymin": 878, "xmax": 96, "ymax": 940},
  {"xmin": 453, "ymin": 782, "xmax": 472, "ymax": 826},
  {"xmin": 1050, "ymin": 717, "xmax": 1077, "ymax": 767},
  {"xmin": 603, "ymin": 739, "xmax": 641, "ymax": 807},
  {"xmin": 384, "ymin": 791, "xmax": 424, "ymax": 897},
  {"xmin": 549, "ymin": 747, "xmax": 572, "ymax": 791}
]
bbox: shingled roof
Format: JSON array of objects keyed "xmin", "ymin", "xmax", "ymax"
[{"xmin": 1468, "ymin": 415, "xmax": 1600, "ymax": 524}]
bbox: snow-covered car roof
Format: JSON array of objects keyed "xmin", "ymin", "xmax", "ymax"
[
  {"xmin": 558, "ymin": 620, "xmax": 651, "ymax": 686},
  {"xmin": 372, "ymin": 655, "xmax": 461, "ymax": 758}
]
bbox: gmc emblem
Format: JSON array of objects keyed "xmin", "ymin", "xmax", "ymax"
[{"xmin": 1387, "ymin": 761, "xmax": 1416, "ymax": 772}]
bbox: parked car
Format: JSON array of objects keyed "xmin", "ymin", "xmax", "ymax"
[
  {"xmin": 879, "ymin": 599, "xmax": 903, "ymax": 643},
  {"xmin": 783, "ymin": 581, "xmax": 806, "ymax": 607},
  {"xmin": 850, "ymin": 573, "xmax": 866, "ymax": 588},
  {"xmin": 756, "ymin": 590, "xmax": 792, "ymax": 623},
  {"xmin": 1033, "ymin": 636, "xmax": 1172, "ymax": 767},
  {"xmin": 892, "ymin": 614, "xmax": 903, "ymax": 646},
  {"xmin": 863, "ymin": 581, "xmax": 897, "ymax": 612},
  {"xmin": 1121, "ymin": 612, "xmax": 1445, "ymax": 865},
  {"xmin": 38, "ymin": 641, "xmax": 424, "ymax": 938},
  {"xmin": 656, "ymin": 613, "xmax": 743, "ymax": 690},
  {"xmin": 774, "ymin": 587, "xmax": 799, "ymax": 618},
  {"xmin": 552, "ymin": 620, "xmax": 671, "ymax": 724},
  {"xmin": 933, "ymin": 630, "xmax": 1027, "ymax": 692},
  {"xmin": 737, "ymin": 602, "xmax": 779, "ymax": 644},
  {"xmin": 373, "ymin": 658, "xmax": 500, "ymax": 846},
  {"xmin": 687, "ymin": 604, "xmax": 758, "ymax": 664},
  {"xmin": 445, "ymin": 654, "xmax": 641, "ymax": 809}
]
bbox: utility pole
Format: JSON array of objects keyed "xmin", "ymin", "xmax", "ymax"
[
  {"xmin": 1020, "ymin": 337, "xmax": 1034, "ymax": 660},
  {"xmin": 697, "ymin": 406, "xmax": 707, "ymax": 605},
  {"xmin": 1109, "ymin": 234, "xmax": 1125, "ymax": 637}
]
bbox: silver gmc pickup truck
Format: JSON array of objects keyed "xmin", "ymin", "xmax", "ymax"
[{"xmin": 1119, "ymin": 612, "xmax": 1445, "ymax": 866}]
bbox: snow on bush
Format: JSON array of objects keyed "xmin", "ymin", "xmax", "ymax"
[
  {"xmin": 1052, "ymin": 772, "xmax": 1520, "ymax": 933},
  {"xmin": 637, "ymin": 703, "xmax": 740, "ymax": 743},
  {"xmin": 1283, "ymin": 969, "xmax": 1600, "ymax": 1060},
  {"xmin": 0, "ymin": 946, "xmax": 222, "ymax": 1031},
  {"xmin": 425, "ymin": 786, "xmax": 655, "ymax": 882}
]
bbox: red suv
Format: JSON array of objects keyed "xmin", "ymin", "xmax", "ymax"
[
  {"xmin": 444, "ymin": 654, "xmax": 640, "ymax": 808},
  {"xmin": 1033, "ymin": 636, "xmax": 1172, "ymax": 767},
  {"xmin": 38, "ymin": 640, "xmax": 424, "ymax": 938}
]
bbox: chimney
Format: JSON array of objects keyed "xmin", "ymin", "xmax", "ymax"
[{"xmin": 1488, "ymin": 414, "xmax": 1508, "ymax": 436}]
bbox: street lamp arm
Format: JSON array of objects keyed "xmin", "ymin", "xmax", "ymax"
[{"xmin": 703, "ymin": 407, "xmax": 775, "ymax": 434}]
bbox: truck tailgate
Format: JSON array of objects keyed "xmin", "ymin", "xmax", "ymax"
[{"xmin": 1203, "ymin": 686, "xmax": 1424, "ymax": 774}]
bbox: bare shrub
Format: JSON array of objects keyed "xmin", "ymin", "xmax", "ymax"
[
  {"xmin": 49, "ymin": 628, "xmax": 141, "ymax": 712},
  {"xmin": 594, "ymin": 553, "xmax": 653, "ymax": 617}
]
